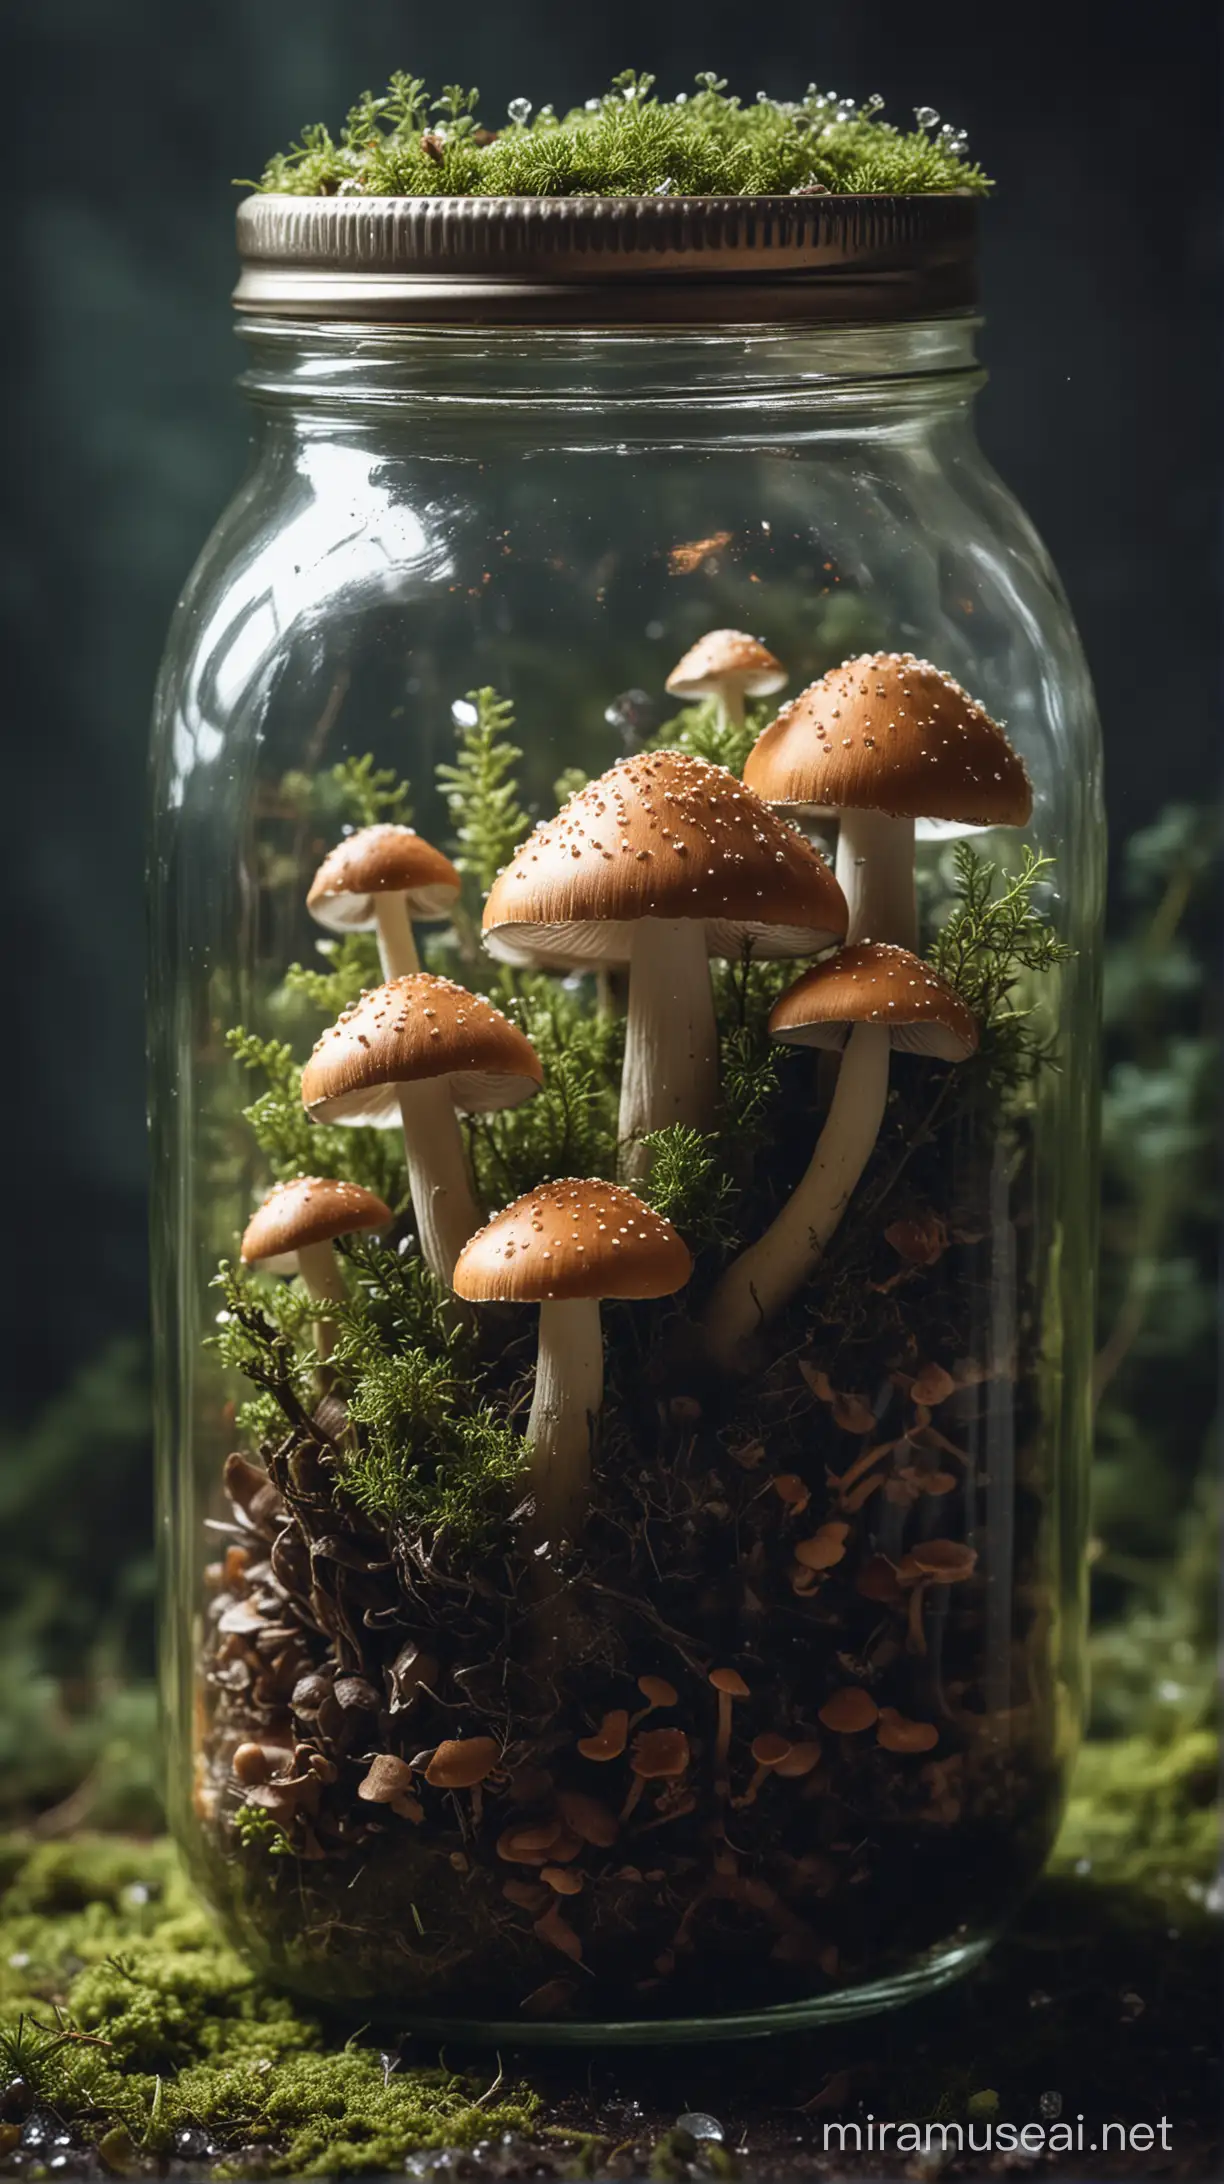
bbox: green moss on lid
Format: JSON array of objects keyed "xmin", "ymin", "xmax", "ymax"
[{"xmin": 249, "ymin": 70, "xmax": 990, "ymax": 201}]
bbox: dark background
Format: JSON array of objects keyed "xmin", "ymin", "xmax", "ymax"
[{"xmin": 1, "ymin": 0, "xmax": 1218, "ymax": 1420}]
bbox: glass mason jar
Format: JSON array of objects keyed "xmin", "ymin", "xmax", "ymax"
[{"xmin": 151, "ymin": 195, "xmax": 1103, "ymax": 2041}]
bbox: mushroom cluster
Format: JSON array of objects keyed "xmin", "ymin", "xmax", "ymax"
[{"xmin": 236, "ymin": 637, "xmax": 1029, "ymax": 1549}]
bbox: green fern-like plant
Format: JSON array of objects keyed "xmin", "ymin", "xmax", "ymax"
[
  {"xmin": 466, "ymin": 976, "xmax": 623, "ymax": 1204},
  {"xmin": 646, "ymin": 693, "xmax": 773, "ymax": 779},
  {"xmin": 436, "ymin": 689, "xmax": 532, "ymax": 919},
  {"xmin": 930, "ymin": 843, "xmax": 1074, "ymax": 1084},
  {"xmin": 641, "ymin": 1125, "xmax": 738, "ymax": 1250},
  {"xmin": 280, "ymin": 753, "xmax": 414, "ymax": 832},
  {"xmin": 225, "ymin": 1026, "xmax": 405, "ymax": 1204},
  {"xmin": 280, "ymin": 933, "xmax": 382, "ymax": 1020}
]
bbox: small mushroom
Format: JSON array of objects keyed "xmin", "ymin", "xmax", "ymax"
[
  {"xmin": 910, "ymin": 1362, "xmax": 957, "ymax": 1406},
  {"xmin": 577, "ymin": 1710, "xmax": 630, "ymax": 1763},
  {"xmin": 631, "ymin": 1675, "xmax": 679, "ymax": 1725},
  {"xmin": 704, "ymin": 946, "xmax": 977, "ymax": 1350},
  {"xmin": 899, "ymin": 1539, "xmax": 978, "ymax": 1655},
  {"xmin": 877, "ymin": 1708, "xmax": 939, "ymax": 1754},
  {"xmin": 733, "ymin": 1731, "xmax": 794, "ymax": 1807},
  {"xmin": 708, "ymin": 1667, "xmax": 750, "ymax": 1779},
  {"xmin": 357, "ymin": 1754, "xmax": 424, "ymax": 1821},
  {"xmin": 301, "ymin": 974, "xmax": 541, "ymax": 1288},
  {"xmin": 482, "ymin": 750, "xmax": 846, "ymax": 1179},
  {"xmin": 620, "ymin": 1727, "xmax": 691, "ymax": 1823},
  {"xmin": 745, "ymin": 653, "xmax": 1032, "ymax": 949},
  {"xmin": 541, "ymin": 1865, "xmax": 584, "ymax": 1895},
  {"xmin": 817, "ymin": 1687, "xmax": 879, "ymax": 1735},
  {"xmin": 885, "ymin": 1213, "xmax": 949, "ymax": 1266},
  {"xmin": 497, "ymin": 1822, "xmax": 559, "ymax": 1866},
  {"xmin": 240, "ymin": 1176, "xmax": 392, "ymax": 1356},
  {"xmin": 533, "ymin": 1902, "xmax": 583, "ymax": 1963},
  {"xmin": 455, "ymin": 1181, "xmax": 692, "ymax": 1541},
  {"xmin": 423, "ymin": 1736, "xmax": 501, "ymax": 1790},
  {"xmin": 232, "ymin": 1741, "xmax": 274, "ymax": 1786},
  {"xmin": 793, "ymin": 1521, "xmax": 851, "ymax": 1571},
  {"xmin": 665, "ymin": 629, "xmax": 788, "ymax": 736},
  {"xmin": 771, "ymin": 1473, "xmax": 811, "ymax": 1514},
  {"xmin": 307, "ymin": 824, "xmax": 461, "ymax": 979}
]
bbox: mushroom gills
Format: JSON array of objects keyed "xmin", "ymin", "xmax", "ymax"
[
  {"xmin": 372, "ymin": 894, "xmax": 421, "ymax": 979},
  {"xmin": 396, "ymin": 1076, "xmax": 483, "ymax": 1287},
  {"xmin": 704, "ymin": 1021, "xmax": 892, "ymax": 1349},
  {"xmin": 835, "ymin": 809, "xmax": 917, "ymax": 950},
  {"xmin": 527, "ymin": 1297, "xmax": 604, "ymax": 1542},
  {"xmin": 619, "ymin": 919, "xmax": 718, "ymax": 1182}
]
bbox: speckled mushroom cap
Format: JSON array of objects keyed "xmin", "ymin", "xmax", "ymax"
[
  {"xmin": 665, "ymin": 630, "xmax": 788, "ymax": 703},
  {"xmin": 744, "ymin": 653, "xmax": 1033, "ymax": 826},
  {"xmin": 482, "ymin": 749, "xmax": 848, "ymax": 967},
  {"xmin": 300, "ymin": 974, "xmax": 542, "ymax": 1126},
  {"xmin": 453, "ymin": 1178, "xmax": 693, "ymax": 1304},
  {"xmin": 240, "ymin": 1176, "xmax": 392, "ymax": 1266},
  {"xmin": 306, "ymin": 824, "xmax": 461, "ymax": 933},
  {"xmin": 769, "ymin": 944, "xmax": 978, "ymax": 1061}
]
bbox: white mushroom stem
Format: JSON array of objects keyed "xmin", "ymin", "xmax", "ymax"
[
  {"xmin": 396, "ymin": 1078, "xmax": 482, "ymax": 1288},
  {"xmin": 293, "ymin": 1241, "xmax": 346, "ymax": 1360},
  {"xmin": 835, "ymin": 810, "xmax": 917, "ymax": 950},
  {"xmin": 527, "ymin": 1297, "xmax": 604, "ymax": 1542},
  {"xmin": 713, "ymin": 680, "xmax": 745, "ymax": 735},
  {"xmin": 704, "ymin": 1022, "xmax": 892, "ymax": 1352},
  {"xmin": 619, "ymin": 919, "xmax": 718, "ymax": 1183},
  {"xmin": 372, "ymin": 895, "xmax": 421, "ymax": 979}
]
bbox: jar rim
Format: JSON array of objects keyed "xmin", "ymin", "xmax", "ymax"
[{"xmin": 234, "ymin": 191, "xmax": 978, "ymax": 327}]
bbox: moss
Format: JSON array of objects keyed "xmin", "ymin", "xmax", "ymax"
[
  {"xmin": 1051, "ymin": 1727, "xmax": 1219, "ymax": 1912},
  {"xmin": 0, "ymin": 1835, "xmax": 537, "ymax": 2175},
  {"xmin": 250, "ymin": 72, "xmax": 990, "ymax": 202},
  {"xmin": 0, "ymin": 1719, "xmax": 1218, "ymax": 2177}
]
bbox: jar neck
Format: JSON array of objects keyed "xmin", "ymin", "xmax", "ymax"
[{"xmin": 235, "ymin": 315, "xmax": 984, "ymax": 422}]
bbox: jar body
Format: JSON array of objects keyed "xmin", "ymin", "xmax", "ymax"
[{"xmin": 151, "ymin": 320, "xmax": 1103, "ymax": 2038}]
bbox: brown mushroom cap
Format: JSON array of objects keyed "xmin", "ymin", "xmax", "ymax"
[
  {"xmin": 423, "ymin": 1736, "xmax": 501, "ymax": 1789},
  {"xmin": 749, "ymin": 1732, "xmax": 793, "ymax": 1770},
  {"xmin": 577, "ymin": 1710, "xmax": 630, "ymax": 1762},
  {"xmin": 818, "ymin": 1686, "xmax": 880, "ymax": 1734},
  {"xmin": 637, "ymin": 1675, "xmax": 679, "ymax": 1709},
  {"xmin": 877, "ymin": 1708, "xmax": 940, "ymax": 1755},
  {"xmin": 769, "ymin": 944, "xmax": 978, "ymax": 1063},
  {"xmin": 665, "ymin": 629, "xmax": 788, "ymax": 703},
  {"xmin": 906, "ymin": 1539, "xmax": 978, "ymax": 1582},
  {"xmin": 709, "ymin": 1666, "xmax": 751, "ymax": 1700},
  {"xmin": 793, "ymin": 1521, "xmax": 851, "ymax": 1571},
  {"xmin": 307, "ymin": 824, "xmax": 461, "ymax": 933},
  {"xmin": 358, "ymin": 1754, "xmax": 418, "ymax": 1803},
  {"xmin": 744, "ymin": 653, "xmax": 1033, "ymax": 827},
  {"xmin": 300, "ymin": 974, "xmax": 542, "ymax": 1126},
  {"xmin": 453, "ymin": 1178, "xmax": 692, "ymax": 1306},
  {"xmin": 630, "ymin": 1727, "xmax": 691, "ymax": 1779},
  {"xmin": 482, "ymin": 749, "xmax": 847, "ymax": 968},
  {"xmin": 241, "ymin": 1176, "xmax": 392, "ymax": 1265}
]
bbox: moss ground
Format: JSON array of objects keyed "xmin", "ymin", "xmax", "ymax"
[{"xmin": 0, "ymin": 1721, "xmax": 1216, "ymax": 2181}]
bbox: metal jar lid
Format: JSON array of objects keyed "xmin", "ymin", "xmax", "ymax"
[{"xmin": 233, "ymin": 192, "xmax": 977, "ymax": 326}]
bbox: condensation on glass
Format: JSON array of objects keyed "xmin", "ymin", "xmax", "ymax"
[{"xmin": 150, "ymin": 195, "xmax": 1103, "ymax": 2042}]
